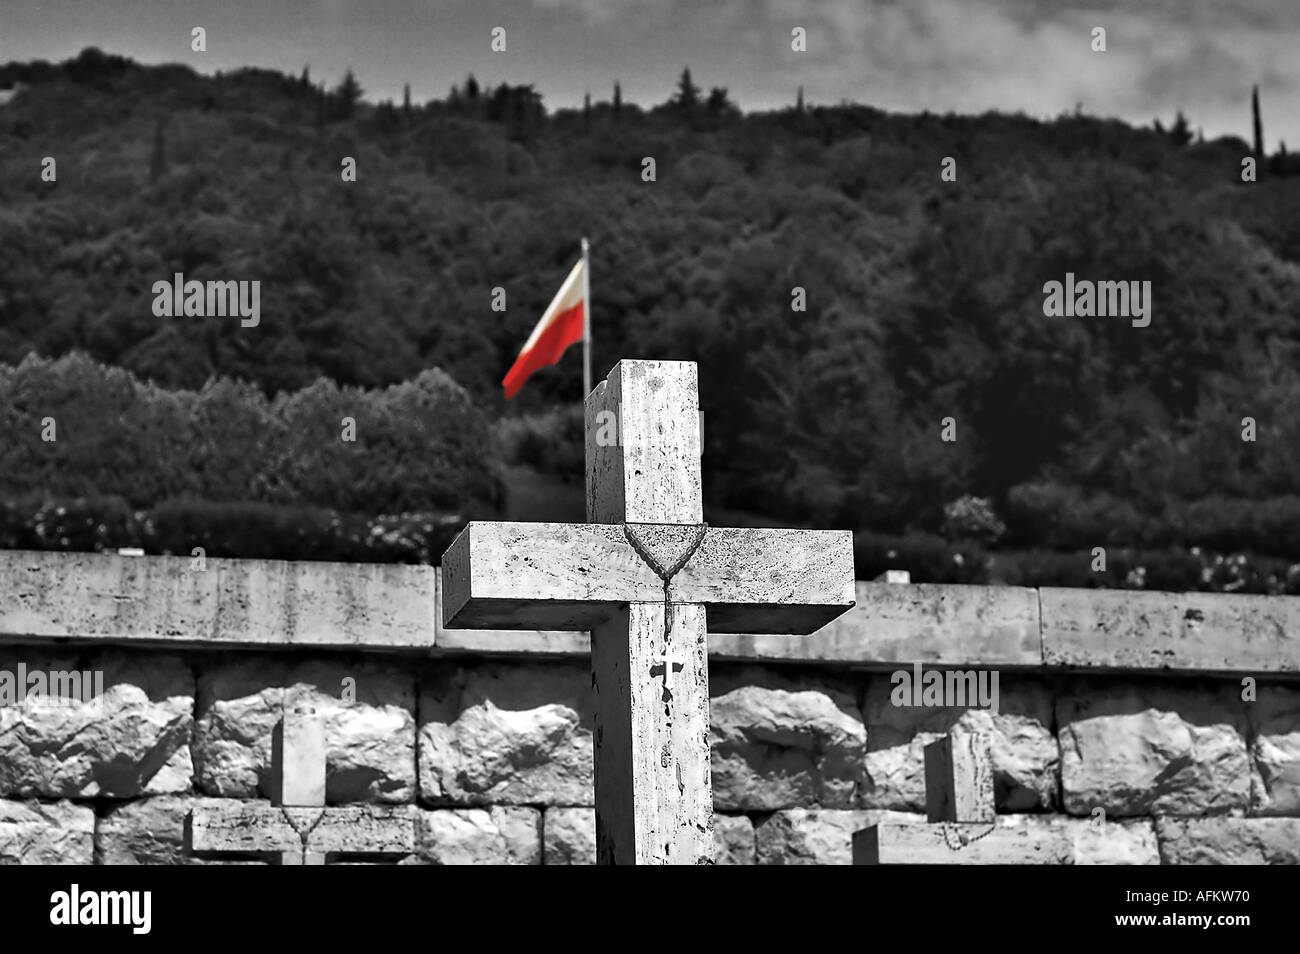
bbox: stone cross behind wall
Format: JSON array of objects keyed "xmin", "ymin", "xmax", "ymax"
[
  {"xmin": 441, "ymin": 360, "xmax": 856, "ymax": 864},
  {"xmin": 189, "ymin": 707, "xmax": 414, "ymax": 865},
  {"xmin": 854, "ymin": 728, "xmax": 1072, "ymax": 864}
]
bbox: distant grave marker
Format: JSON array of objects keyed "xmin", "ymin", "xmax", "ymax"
[
  {"xmin": 854, "ymin": 728, "xmax": 1071, "ymax": 864},
  {"xmin": 190, "ymin": 707, "xmax": 414, "ymax": 865}
]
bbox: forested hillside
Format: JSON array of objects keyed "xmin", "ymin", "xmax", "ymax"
[{"xmin": 3, "ymin": 48, "xmax": 1300, "ymax": 589}]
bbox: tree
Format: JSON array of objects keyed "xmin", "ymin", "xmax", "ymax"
[
  {"xmin": 465, "ymin": 73, "xmax": 480, "ymax": 101},
  {"xmin": 613, "ymin": 80, "xmax": 622, "ymax": 119},
  {"xmin": 149, "ymin": 118, "xmax": 167, "ymax": 183},
  {"xmin": 705, "ymin": 86, "xmax": 736, "ymax": 116},
  {"xmin": 1253, "ymin": 85, "xmax": 1264, "ymax": 158},
  {"xmin": 1169, "ymin": 110, "xmax": 1193, "ymax": 147},
  {"xmin": 671, "ymin": 67, "xmax": 700, "ymax": 111},
  {"xmin": 403, "ymin": 83, "xmax": 412, "ymax": 118},
  {"xmin": 796, "ymin": 85, "xmax": 804, "ymax": 112},
  {"xmin": 335, "ymin": 69, "xmax": 363, "ymax": 119},
  {"xmin": 583, "ymin": 90, "xmax": 591, "ymax": 130}
]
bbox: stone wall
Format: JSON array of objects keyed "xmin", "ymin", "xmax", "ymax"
[
  {"xmin": 2, "ymin": 645, "xmax": 1298, "ymax": 864},
  {"xmin": 1, "ymin": 550, "xmax": 1298, "ymax": 864}
]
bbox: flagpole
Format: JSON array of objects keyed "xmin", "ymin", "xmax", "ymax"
[{"xmin": 581, "ymin": 236, "xmax": 592, "ymax": 398}]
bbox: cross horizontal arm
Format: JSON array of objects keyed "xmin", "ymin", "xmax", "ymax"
[
  {"xmin": 669, "ymin": 527, "xmax": 855, "ymax": 634},
  {"xmin": 190, "ymin": 805, "xmax": 416, "ymax": 857},
  {"xmin": 441, "ymin": 522, "xmax": 663, "ymax": 630},
  {"xmin": 854, "ymin": 822, "xmax": 1073, "ymax": 865}
]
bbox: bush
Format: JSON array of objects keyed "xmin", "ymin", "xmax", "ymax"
[
  {"xmin": 0, "ymin": 353, "xmax": 502, "ymax": 518},
  {"xmin": 494, "ymin": 405, "xmax": 585, "ymax": 482},
  {"xmin": 941, "ymin": 495, "xmax": 1005, "ymax": 544}
]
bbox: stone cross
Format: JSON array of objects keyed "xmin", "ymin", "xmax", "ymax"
[
  {"xmin": 189, "ymin": 707, "xmax": 415, "ymax": 865},
  {"xmin": 442, "ymin": 360, "xmax": 855, "ymax": 864},
  {"xmin": 854, "ymin": 728, "xmax": 1071, "ymax": 864}
]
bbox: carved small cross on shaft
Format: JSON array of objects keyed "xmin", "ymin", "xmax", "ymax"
[
  {"xmin": 653, "ymin": 642, "xmax": 687, "ymax": 699},
  {"xmin": 442, "ymin": 359, "xmax": 856, "ymax": 864}
]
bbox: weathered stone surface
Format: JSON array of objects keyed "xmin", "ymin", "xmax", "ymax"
[
  {"xmin": 543, "ymin": 807, "xmax": 597, "ymax": 865},
  {"xmin": 416, "ymin": 808, "xmax": 540, "ymax": 865},
  {"xmin": 420, "ymin": 663, "xmax": 593, "ymax": 806},
  {"xmin": 1155, "ymin": 816, "xmax": 1300, "ymax": 864},
  {"xmin": 441, "ymin": 523, "xmax": 662, "ymax": 631},
  {"xmin": 98, "ymin": 796, "xmax": 191, "ymax": 864},
  {"xmin": 1058, "ymin": 683, "xmax": 1249, "ymax": 816},
  {"xmin": 709, "ymin": 676, "xmax": 865, "ymax": 810},
  {"xmin": 1250, "ymin": 685, "xmax": 1300, "ymax": 816},
  {"xmin": 714, "ymin": 582, "xmax": 1041, "ymax": 665},
  {"xmin": 858, "ymin": 815, "xmax": 1074, "ymax": 865},
  {"xmin": 862, "ymin": 677, "xmax": 1057, "ymax": 812},
  {"xmin": 191, "ymin": 801, "xmax": 415, "ymax": 861},
  {"xmin": 0, "ymin": 799, "xmax": 93, "ymax": 864},
  {"xmin": 755, "ymin": 809, "xmax": 917, "ymax": 865},
  {"xmin": 1041, "ymin": 587, "xmax": 1300, "ymax": 673},
  {"xmin": 1071, "ymin": 818, "xmax": 1160, "ymax": 865},
  {"xmin": 0, "ymin": 648, "xmax": 192, "ymax": 798},
  {"xmin": 713, "ymin": 814, "xmax": 756, "ymax": 865},
  {"xmin": 194, "ymin": 657, "xmax": 414, "ymax": 802},
  {"xmin": 858, "ymin": 814, "xmax": 1160, "ymax": 865},
  {"xmin": 0, "ymin": 549, "xmax": 436, "ymax": 651},
  {"xmin": 669, "ymin": 527, "xmax": 856, "ymax": 635}
]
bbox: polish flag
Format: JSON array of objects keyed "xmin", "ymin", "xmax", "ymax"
[{"xmin": 502, "ymin": 256, "xmax": 586, "ymax": 399}]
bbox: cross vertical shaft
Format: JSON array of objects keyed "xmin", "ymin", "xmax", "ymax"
[{"xmin": 587, "ymin": 361, "xmax": 712, "ymax": 864}]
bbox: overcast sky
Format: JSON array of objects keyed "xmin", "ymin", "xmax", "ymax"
[{"xmin": 3, "ymin": 0, "xmax": 1296, "ymax": 149}]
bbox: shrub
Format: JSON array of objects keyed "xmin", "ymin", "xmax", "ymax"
[{"xmin": 494, "ymin": 405, "xmax": 585, "ymax": 482}]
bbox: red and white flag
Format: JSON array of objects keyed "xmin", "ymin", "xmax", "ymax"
[{"xmin": 502, "ymin": 255, "xmax": 586, "ymax": 399}]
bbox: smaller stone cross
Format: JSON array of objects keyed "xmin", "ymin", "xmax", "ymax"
[
  {"xmin": 854, "ymin": 728, "xmax": 1070, "ymax": 864},
  {"xmin": 189, "ymin": 707, "xmax": 415, "ymax": 865}
]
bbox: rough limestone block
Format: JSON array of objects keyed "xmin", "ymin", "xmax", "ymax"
[
  {"xmin": 0, "ymin": 799, "xmax": 94, "ymax": 864},
  {"xmin": 194, "ymin": 657, "xmax": 415, "ymax": 802},
  {"xmin": 1042, "ymin": 587, "xmax": 1300, "ymax": 673},
  {"xmin": 1250, "ymin": 684, "xmax": 1300, "ymax": 816},
  {"xmin": 755, "ymin": 809, "xmax": 918, "ymax": 865},
  {"xmin": 420, "ymin": 662, "xmax": 594, "ymax": 807},
  {"xmin": 543, "ymin": 808, "xmax": 598, "ymax": 865},
  {"xmin": 1070, "ymin": 818, "xmax": 1160, "ymax": 865},
  {"xmin": 0, "ymin": 647, "xmax": 192, "ymax": 798},
  {"xmin": 862, "ymin": 676, "xmax": 1056, "ymax": 812},
  {"xmin": 1058, "ymin": 682, "xmax": 1249, "ymax": 816},
  {"xmin": 1155, "ymin": 816, "xmax": 1300, "ymax": 864},
  {"xmin": 709, "ymin": 667, "xmax": 866, "ymax": 810},
  {"xmin": 713, "ymin": 814, "xmax": 756, "ymax": 865},
  {"xmin": 416, "ymin": 808, "xmax": 540, "ymax": 865}
]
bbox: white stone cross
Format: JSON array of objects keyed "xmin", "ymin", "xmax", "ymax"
[
  {"xmin": 442, "ymin": 360, "xmax": 855, "ymax": 864},
  {"xmin": 854, "ymin": 728, "xmax": 1071, "ymax": 864},
  {"xmin": 189, "ymin": 707, "xmax": 415, "ymax": 865}
]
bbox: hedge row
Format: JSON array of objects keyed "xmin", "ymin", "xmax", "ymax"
[
  {"xmin": 856, "ymin": 530, "xmax": 1300, "ymax": 595},
  {"xmin": 0, "ymin": 352, "xmax": 502, "ymax": 515},
  {"xmin": 0, "ymin": 495, "xmax": 466, "ymax": 563},
  {"xmin": 1002, "ymin": 482, "xmax": 1300, "ymax": 557}
]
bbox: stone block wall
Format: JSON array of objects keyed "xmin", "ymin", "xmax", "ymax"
[{"xmin": 2, "ymin": 643, "xmax": 1297, "ymax": 864}]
